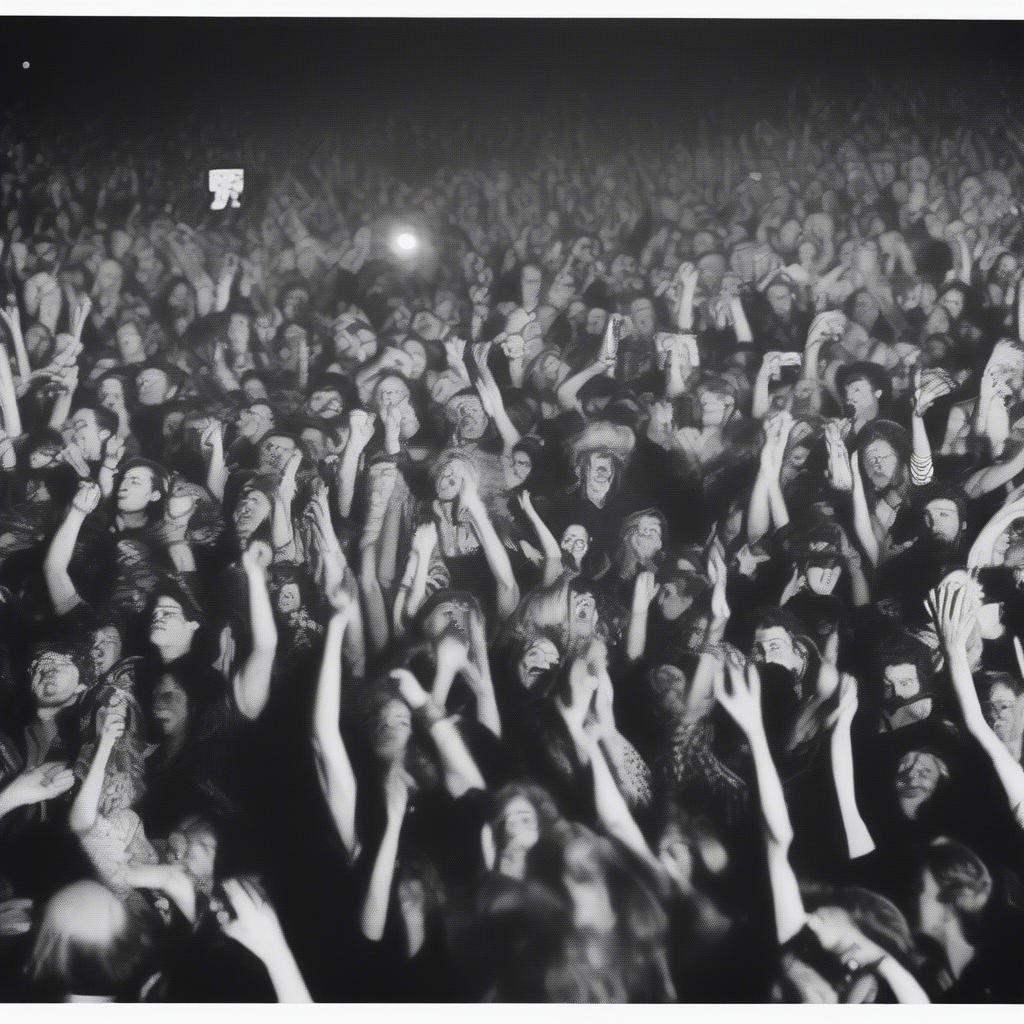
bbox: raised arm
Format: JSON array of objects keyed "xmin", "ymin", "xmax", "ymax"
[
  {"xmin": 392, "ymin": 669, "xmax": 485, "ymax": 799},
  {"xmin": 930, "ymin": 580, "xmax": 1024, "ymax": 827},
  {"xmin": 826, "ymin": 674, "xmax": 875, "ymax": 859},
  {"xmin": 360, "ymin": 767, "xmax": 408, "ymax": 942},
  {"xmin": 0, "ymin": 298, "xmax": 32, "ymax": 380},
  {"xmin": 517, "ymin": 490, "xmax": 563, "ymax": 587},
  {"xmin": 218, "ymin": 879, "xmax": 312, "ymax": 1003},
  {"xmin": 850, "ymin": 451, "xmax": 881, "ymax": 568},
  {"xmin": 312, "ymin": 586, "xmax": 359, "ymax": 860},
  {"xmin": 459, "ymin": 474, "xmax": 519, "ymax": 621},
  {"xmin": 232, "ymin": 542, "xmax": 279, "ymax": 721},
  {"xmin": 716, "ymin": 653, "xmax": 806, "ymax": 944},
  {"xmin": 69, "ymin": 697, "xmax": 125, "ymax": 836},
  {"xmin": 43, "ymin": 480, "xmax": 100, "ymax": 616}
]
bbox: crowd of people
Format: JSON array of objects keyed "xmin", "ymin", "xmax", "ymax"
[{"xmin": 4, "ymin": 75, "xmax": 1024, "ymax": 1002}]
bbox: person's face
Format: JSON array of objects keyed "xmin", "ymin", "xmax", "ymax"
[
  {"xmin": 540, "ymin": 354, "xmax": 567, "ymax": 389},
  {"xmin": 844, "ymin": 379, "xmax": 881, "ymax": 420},
  {"xmin": 656, "ymin": 582, "xmax": 691, "ymax": 621},
  {"xmin": 630, "ymin": 298, "xmax": 656, "ymax": 338},
  {"xmin": 883, "ymin": 663, "xmax": 921, "ymax": 706},
  {"xmin": 570, "ymin": 590, "xmax": 598, "ymax": 636},
  {"xmin": 99, "ymin": 377, "xmax": 125, "ymax": 412},
  {"xmin": 698, "ymin": 388, "xmax": 733, "ymax": 427},
  {"xmin": 983, "ymin": 682, "xmax": 1024, "ymax": 744},
  {"xmin": 402, "ymin": 339, "xmax": 428, "ymax": 380},
  {"xmin": 650, "ymin": 664, "xmax": 688, "ymax": 721},
  {"xmin": 90, "ymin": 626, "xmax": 122, "ymax": 677},
  {"xmin": 499, "ymin": 795, "xmax": 540, "ymax": 850},
  {"xmin": 233, "ymin": 489, "xmax": 272, "ymax": 536},
  {"xmin": 30, "ymin": 650, "xmax": 83, "ymax": 709},
  {"xmin": 450, "ymin": 395, "xmax": 488, "ymax": 440},
  {"xmin": 68, "ymin": 408, "xmax": 110, "ymax": 462},
  {"xmin": 504, "ymin": 450, "xmax": 532, "ymax": 489},
  {"xmin": 168, "ymin": 282, "xmax": 191, "ymax": 311},
  {"xmin": 561, "ymin": 525, "xmax": 589, "ymax": 565},
  {"xmin": 150, "ymin": 597, "xmax": 198, "ymax": 652},
  {"xmin": 136, "ymin": 368, "xmax": 171, "ymax": 407},
  {"xmin": 277, "ymin": 582, "xmax": 301, "ymax": 614},
  {"xmin": 586, "ymin": 452, "xmax": 614, "ymax": 487},
  {"xmin": 242, "ymin": 378, "xmax": 269, "ymax": 403},
  {"xmin": 862, "ymin": 439, "xmax": 898, "ymax": 489},
  {"xmin": 227, "ymin": 313, "xmax": 250, "ymax": 352},
  {"xmin": 238, "ymin": 403, "xmax": 273, "ymax": 441},
  {"xmin": 521, "ymin": 265, "xmax": 543, "ymax": 302},
  {"xmin": 924, "ymin": 499, "xmax": 961, "ymax": 546},
  {"xmin": 425, "ymin": 600, "xmax": 470, "ymax": 641},
  {"xmin": 516, "ymin": 638, "xmax": 560, "ymax": 689},
  {"xmin": 152, "ymin": 675, "xmax": 189, "ymax": 738},
  {"xmin": 852, "ymin": 291, "xmax": 880, "ymax": 327},
  {"xmin": 117, "ymin": 465, "xmax": 159, "ymax": 515},
  {"xmin": 767, "ymin": 283, "xmax": 793, "ymax": 319},
  {"xmin": 282, "ymin": 286, "xmax": 310, "ymax": 322},
  {"xmin": 300, "ymin": 427, "xmax": 329, "ymax": 462},
  {"xmin": 376, "ymin": 375, "xmax": 410, "ymax": 411},
  {"xmin": 895, "ymin": 750, "xmax": 944, "ymax": 817},
  {"xmin": 628, "ymin": 515, "xmax": 663, "ymax": 561},
  {"xmin": 166, "ymin": 826, "xmax": 217, "ymax": 888},
  {"xmin": 434, "ymin": 459, "xmax": 466, "ymax": 502},
  {"xmin": 753, "ymin": 626, "xmax": 801, "ymax": 673},
  {"xmin": 940, "ymin": 290, "xmax": 964, "ymax": 321},
  {"xmin": 258, "ymin": 434, "xmax": 297, "ymax": 475},
  {"xmin": 372, "ymin": 698, "xmax": 412, "ymax": 762},
  {"xmin": 586, "ymin": 307, "xmax": 608, "ymax": 336}
]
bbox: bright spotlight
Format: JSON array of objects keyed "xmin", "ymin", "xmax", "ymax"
[{"xmin": 393, "ymin": 231, "xmax": 418, "ymax": 254}]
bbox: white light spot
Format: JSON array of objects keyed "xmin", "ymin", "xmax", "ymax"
[
  {"xmin": 394, "ymin": 232, "xmax": 417, "ymax": 253},
  {"xmin": 21, "ymin": 61, "xmax": 30, "ymax": 70}
]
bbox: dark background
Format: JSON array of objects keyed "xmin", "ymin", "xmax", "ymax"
[{"xmin": 1, "ymin": 19, "xmax": 1023, "ymax": 130}]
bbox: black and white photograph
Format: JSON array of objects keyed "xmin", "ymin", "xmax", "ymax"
[{"xmin": 2, "ymin": 10, "xmax": 1024, "ymax": 1004}]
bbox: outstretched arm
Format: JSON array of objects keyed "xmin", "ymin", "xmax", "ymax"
[
  {"xmin": 360, "ymin": 768, "xmax": 408, "ymax": 942},
  {"xmin": 827, "ymin": 675, "xmax": 875, "ymax": 859},
  {"xmin": 69, "ymin": 699, "xmax": 126, "ymax": 836},
  {"xmin": 460, "ymin": 476, "xmax": 519, "ymax": 621},
  {"xmin": 232, "ymin": 544, "xmax": 279, "ymax": 721},
  {"xmin": 392, "ymin": 669, "xmax": 485, "ymax": 799},
  {"xmin": 517, "ymin": 491, "xmax": 564, "ymax": 587},
  {"xmin": 716, "ymin": 653, "xmax": 805, "ymax": 944},
  {"xmin": 312, "ymin": 588, "xmax": 359, "ymax": 860},
  {"xmin": 930, "ymin": 581, "xmax": 1024, "ymax": 827},
  {"xmin": 43, "ymin": 481, "xmax": 100, "ymax": 616}
]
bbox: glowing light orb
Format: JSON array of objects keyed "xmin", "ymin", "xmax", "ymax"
[{"xmin": 394, "ymin": 232, "xmax": 418, "ymax": 253}]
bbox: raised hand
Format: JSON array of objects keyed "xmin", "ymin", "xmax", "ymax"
[
  {"xmin": 326, "ymin": 581, "xmax": 354, "ymax": 620},
  {"xmin": 715, "ymin": 650, "xmax": 763, "ymax": 737},
  {"xmin": 347, "ymin": 409, "xmax": 376, "ymax": 450},
  {"xmin": 70, "ymin": 294, "xmax": 92, "ymax": 340},
  {"xmin": 2, "ymin": 762, "xmax": 75, "ymax": 808},
  {"xmin": 278, "ymin": 449, "xmax": 302, "ymax": 504},
  {"xmin": 216, "ymin": 878, "xmax": 289, "ymax": 963},
  {"xmin": 71, "ymin": 479, "xmax": 102, "ymax": 515},
  {"xmin": 102, "ymin": 434, "xmax": 126, "ymax": 470},
  {"xmin": 390, "ymin": 668, "xmax": 429, "ymax": 711},
  {"xmin": 926, "ymin": 577, "xmax": 975, "ymax": 654},
  {"xmin": 242, "ymin": 539, "xmax": 273, "ymax": 575},
  {"xmin": 411, "ymin": 521, "xmax": 438, "ymax": 560}
]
